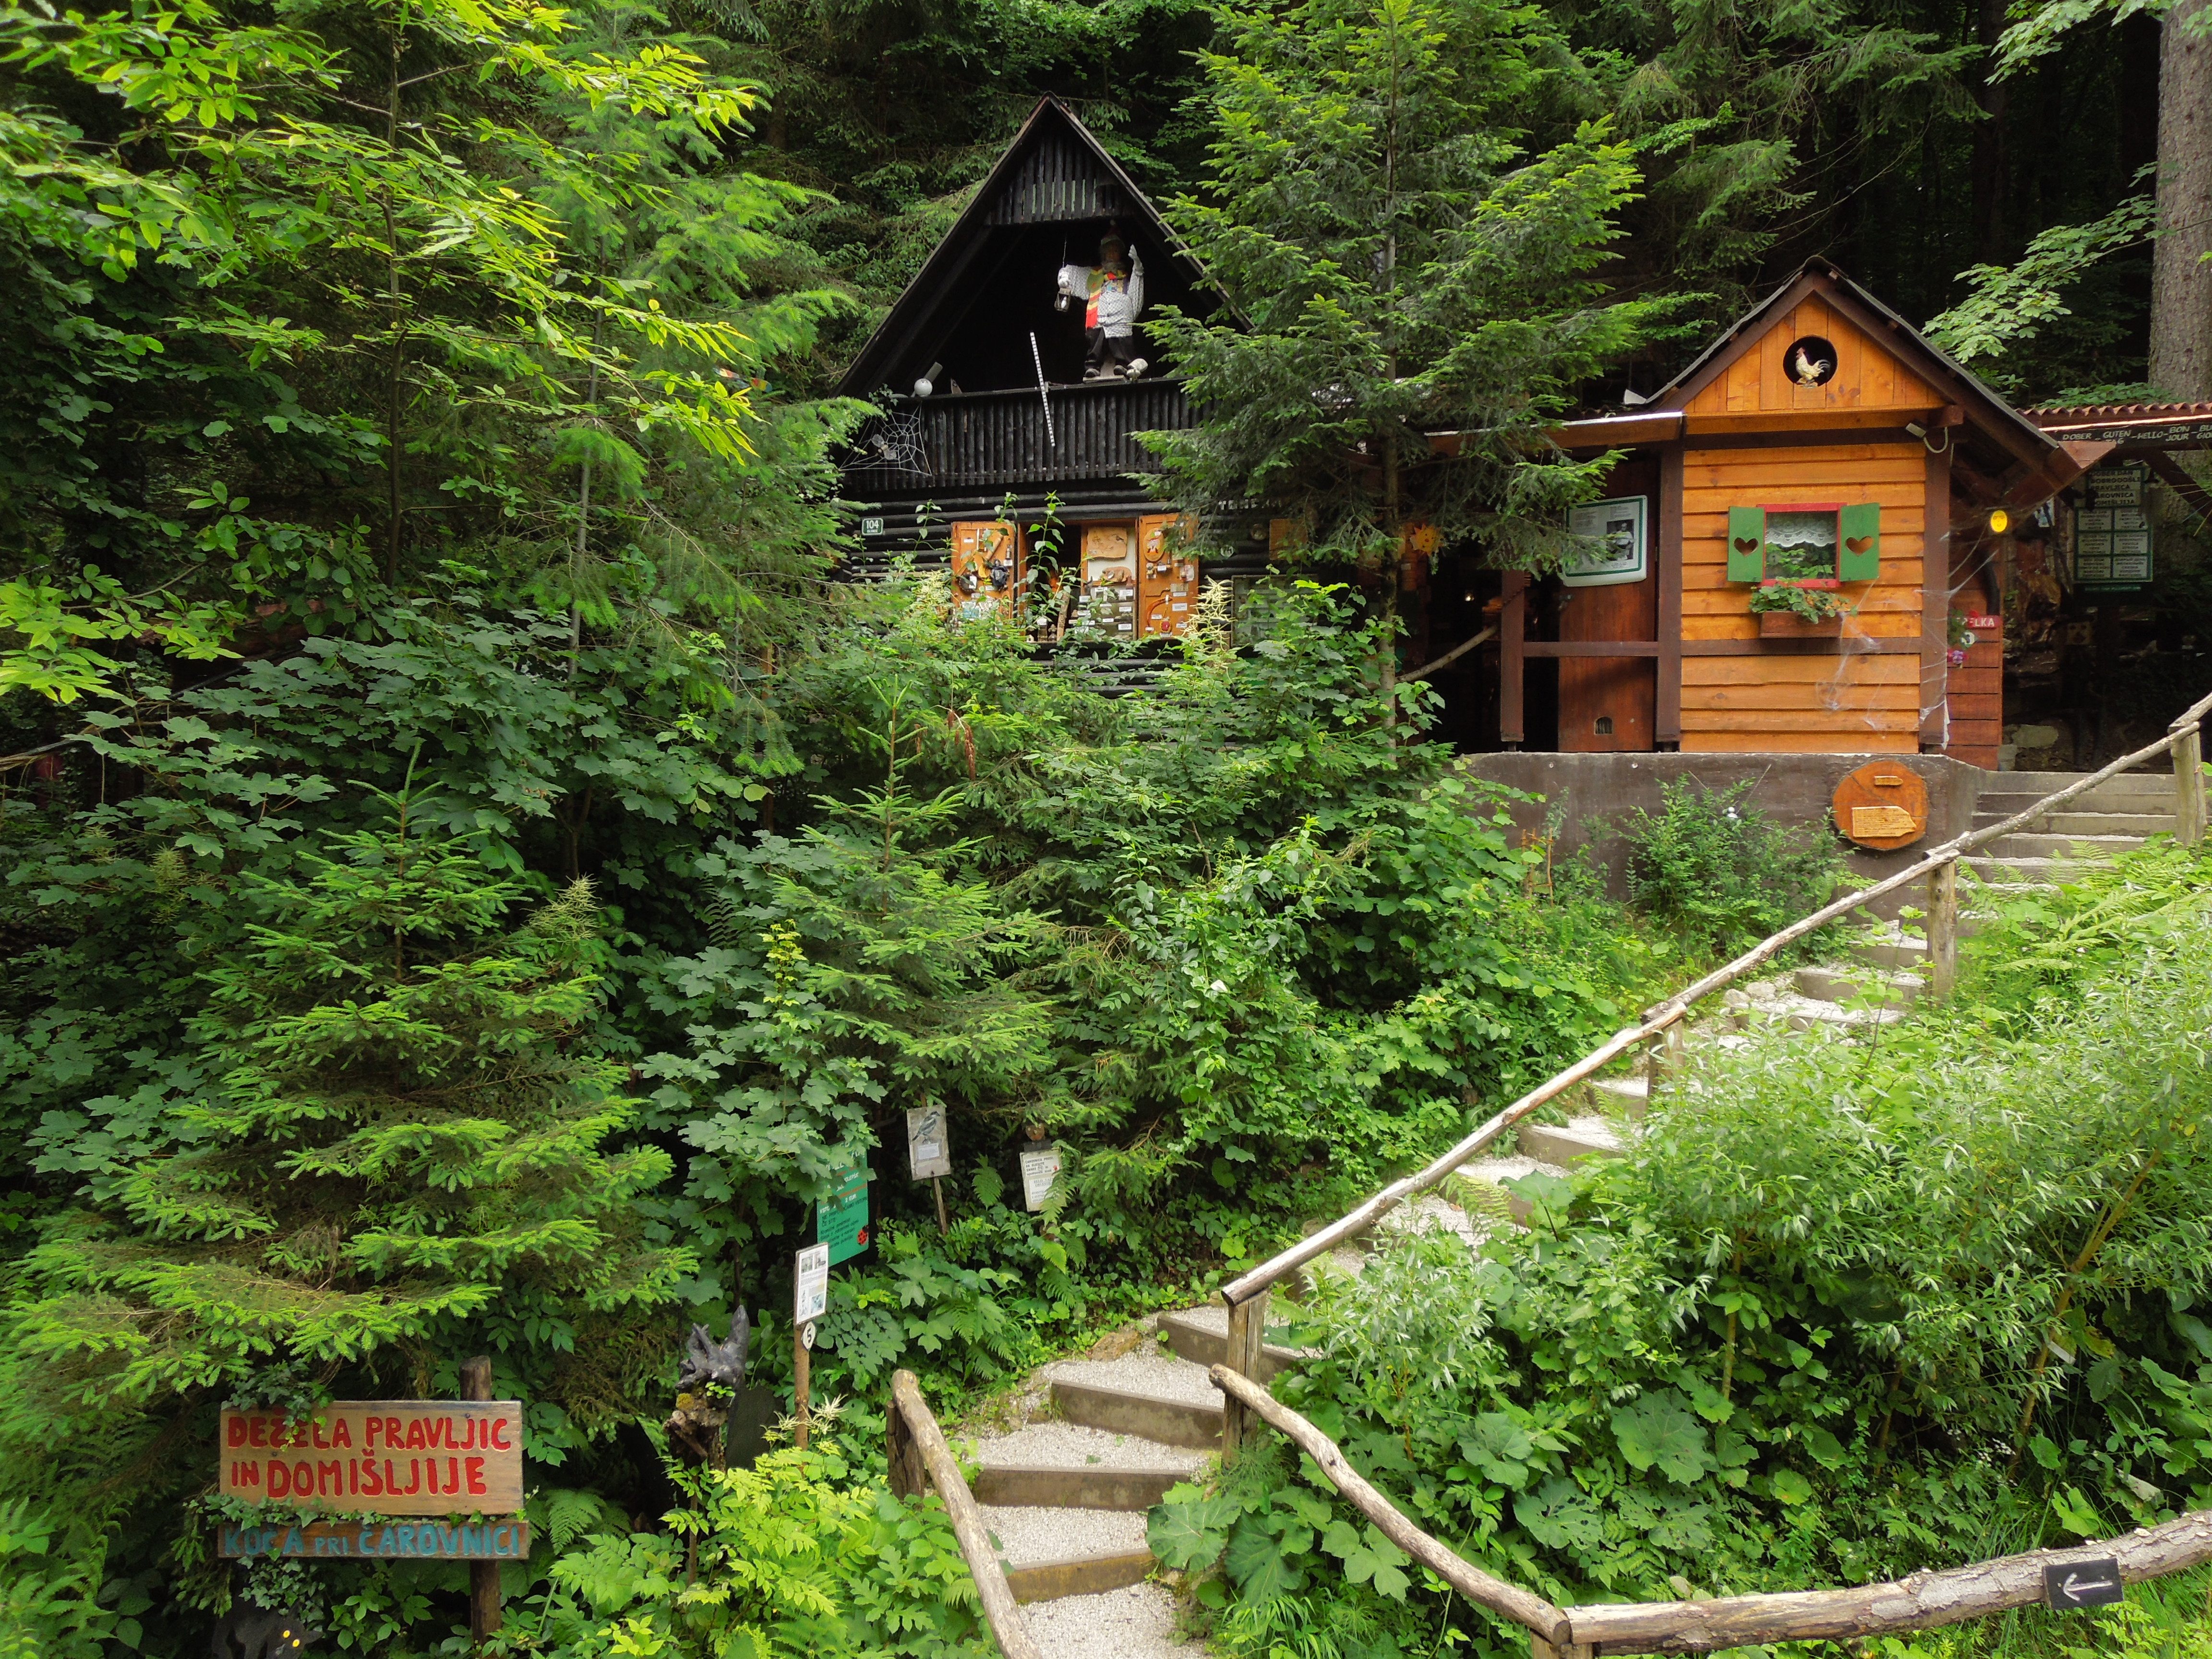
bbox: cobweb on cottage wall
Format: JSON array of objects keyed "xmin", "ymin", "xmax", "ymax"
[{"xmin": 862, "ymin": 407, "xmax": 932, "ymax": 477}]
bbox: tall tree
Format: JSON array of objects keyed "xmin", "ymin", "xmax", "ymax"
[{"xmin": 1145, "ymin": 0, "xmax": 1667, "ymax": 720}]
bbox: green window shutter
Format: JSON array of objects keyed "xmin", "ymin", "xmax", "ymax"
[
  {"xmin": 1839, "ymin": 502, "xmax": 1881, "ymax": 581},
  {"xmin": 1727, "ymin": 506, "xmax": 1766, "ymax": 583}
]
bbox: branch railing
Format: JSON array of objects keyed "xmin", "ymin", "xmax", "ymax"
[
  {"xmin": 1208, "ymin": 687, "xmax": 2212, "ymax": 1656},
  {"xmin": 887, "ymin": 1370, "xmax": 1043, "ymax": 1659}
]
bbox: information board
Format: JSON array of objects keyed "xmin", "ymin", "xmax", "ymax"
[
  {"xmin": 793, "ymin": 1243, "xmax": 830, "ymax": 1323},
  {"xmin": 2077, "ymin": 468, "xmax": 2152, "ymax": 590},
  {"xmin": 906, "ymin": 1106, "xmax": 953, "ymax": 1180},
  {"xmin": 817, "ymin": 1162, "xmax": 871, "ymax": 1265},
  {"xmin": 1020, "ymin": 1147, "xmax": 1063, "ymax": 1212},
  {"xmin": 219, "ymin": 1402, "xmax": 523, "ymax": 1515}
]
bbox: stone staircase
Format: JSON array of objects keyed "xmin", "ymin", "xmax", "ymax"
[
  {"xmin": 1961, "ymin": 769, "xmax": 2176, "ymax": 898},
  {"xmin": 962, "ymin": 779, "xmax": 2173, "ymax": 1652},
  {"xmin": 959, "ymin": 1317, "xmax": 1241, "ymax": 1655}
]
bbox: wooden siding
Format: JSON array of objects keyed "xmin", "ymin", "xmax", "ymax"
[
  {"xmin": 1679, "ymin": 441, "xmax": 1928, "ymax": 754},
  {"xmin": 1685, "ymin": 295, "xmax": 1941, "ymax": 419}
]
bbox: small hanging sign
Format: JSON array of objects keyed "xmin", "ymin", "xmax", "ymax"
[
  {"xmin": 1020, "ymin": 1147, "xmax": 1063, "ymax": 1212},
  {"xmin": 2043, "ymin": 1559, "xmax": 2123, "ymax": 1611},
  {"xmin": 817, "ymin": 1162, "xmax": 872, "ymax": 1265},
  {"xmin": 793, "ymin": 1243, "xmax": 830, "ymax": 1324},
  {"xmin": 907, "ymin": 1106, "xmax": 953, "ymax": 1180}
]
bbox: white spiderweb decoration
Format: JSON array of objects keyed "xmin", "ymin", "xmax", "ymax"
[{"xmin": 863, "ymin": 407, "xmax": 932, "ymax": 476}]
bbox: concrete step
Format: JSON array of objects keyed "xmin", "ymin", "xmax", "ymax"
[
  {"xmin": 1974, "ymin": 811, "xmax": 2174, "ymax": 837},
  {"xmin": 1157, "ymin": 1306, "xmax": 1305, "ymax": 1383},
  {"xmin": 1978, "ymin": 778, "xmax": 2174, "ymax": 817},
  {"xmin": 1852, "ymin": 933, "xmax": 1927, "ymax": 972},
  {"xmin": 1962, "ymin": 855, "xmax": 2106, "ymax": 880},
  {"xmin": 1997, "ymin": 769, "xmax": 2174, "ymax": 795},
  {"xmin": 1047, "ymin": 1356, "xmax": 1224, "ymax": 1450},
  {"xmin": 1005, "ymin": 1547, "xmax": 1156, "ymax": 1605},
  {"xmin": 1583, "ymin": 1075, "xmax": 1648, "ymax": 1117},
  {"xmin": 1977, "ymin": 832, "xmax": 2142, "ymax": 859},
  {"xmin": 1793, "ymin": 965, "xmax": 1923, "ymax": 1007},
  {"xmin": 1516, "ymin": 1117, "xmax": 1625, "ymax": 1167},
  {"xmin": 1452, "ymin": 1156, "xmax": 1571, "ymax": 1227}
]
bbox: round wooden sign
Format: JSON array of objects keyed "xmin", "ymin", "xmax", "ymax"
[{"xmin": 1832, "ymin": 762, "xmax": 1929, "ymax": 850}]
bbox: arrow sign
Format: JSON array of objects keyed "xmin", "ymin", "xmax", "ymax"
[{"xmin": 2042, "ymin": 1559, "xmax": 2123, "ymax": 1611}]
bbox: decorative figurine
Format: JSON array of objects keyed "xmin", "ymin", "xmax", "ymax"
[
  {"xmin": 211, "ymin": 1606, "xmax": 322, "ymax": 1659},
  {"xmin": 1055, "ymin": 230, "xmax": 1148, "ymax": 381},
  {"xmin": 667, "ymin": 1309, "xmax": 751, "ymax": 1467}
]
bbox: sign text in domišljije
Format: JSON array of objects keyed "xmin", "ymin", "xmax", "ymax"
[{"xmin": 220, "ymin": 1402, "xmax": 524, "ymax": 1515}]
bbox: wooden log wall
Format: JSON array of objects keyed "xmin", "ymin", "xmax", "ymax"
[{"xmin": 1679, "ymin": 439, "xmax": 1930, "ymax": 754}]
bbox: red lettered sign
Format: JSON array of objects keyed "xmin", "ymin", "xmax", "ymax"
[{"xmin": 219, "ymin": 1402, "xmax": 523, "ymax": 1515}]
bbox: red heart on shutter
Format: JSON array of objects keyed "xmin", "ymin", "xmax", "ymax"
[
  {"xmin": 1845, "ymin": 536, "xmax": 1874, "ymax": 555},
  {"xmin": 1732, "ymin": 537, "xmax": 1760, "ymax": 555}
]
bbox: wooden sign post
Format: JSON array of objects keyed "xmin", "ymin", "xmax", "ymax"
[
  {"xmin": 793, "ymin": 1244, "xmax": 829, "ymax": 1449},
  {"xmin": 217, "ymin": 1370, "xmax": 526, "ymax": 1646},
  {"xmin": 907, "ymin": 1106, "xmax": 953, "ymax": 1234},
  {"xmin": 460, "ymin": 1357, "xmax": 502, "ymax": 1643}
]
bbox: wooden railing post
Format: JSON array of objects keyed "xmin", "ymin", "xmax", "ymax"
[
  {"xmin": 1531, "ymin": 1640, "xmax": 1596, "ymax": 1659},
  {"xmin": 1926, "ymin": 859, "xmax": 1958, "ymax": 1002},
  {"xmin": 2176, "ymin": 723, "xmax": 2207, "ymax": 848},
  {"xmin": 1221, "ymin": 1297, "xmax": 1255, "ymax": 1459},
  {"xmin": 890, "ymin": 1371, "xmax": 1044, "ymax": 1659},
  {"xmin": 886, "ymin": 1389, "xmax": 926, "ymax": 1500}
]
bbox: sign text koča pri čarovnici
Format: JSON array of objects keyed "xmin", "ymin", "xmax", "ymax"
[{"xmin": 220, "ymin": 1403, "xmax": 524, "ymax": 1515}]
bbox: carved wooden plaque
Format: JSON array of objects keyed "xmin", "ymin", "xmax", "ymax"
[{"xmin": 1832, "ymin": 762, "xmax": 1929, "ymax": 850}]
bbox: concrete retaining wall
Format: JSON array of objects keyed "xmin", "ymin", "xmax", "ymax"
[{"xmin": 1458, "ymin": 752, "xmax": 1989, "ymax": 917}]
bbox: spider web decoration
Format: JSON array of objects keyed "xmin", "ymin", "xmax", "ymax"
[{"xmin": 863, "ymin": 407, "xmax": 932, "ymax": 477}]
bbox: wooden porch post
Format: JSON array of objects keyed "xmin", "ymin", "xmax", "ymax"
[{"xmin": 1500, "ymin": 570, "xmax": 1529, "ymax": 747}]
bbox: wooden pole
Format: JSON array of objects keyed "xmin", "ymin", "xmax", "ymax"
[
  {"xmin": 459, "ymin": 1356, "xmax": 502, "ymax": 1644},
  {"xmin": 1927, "ymin": 858, "xmax": 1959, "ymax": 1002},
  {"xmin": 792, "ymin": 1326, "xmax": 811, "ymax": 1451},
  {"xmin": 886, "ymin": 1389, "xmax": 926, "ymax": 1500},
  {"xmin": 890, "ymin": 1371, "xmax": 1044, "ymax": 1659},
  {"xmin": 1221, "ymin": 1299, "xmax": 1254, "ymax": 1459},
  {"xmin": 2176, "ymin": 723, "xmax": 2207, "ymax": 848},
  {"xmin": 932, "ymin": 1175, "xmax": 949, "ymax": 1235},
  {"xmin": 1209, "ymin": 1365, "xmax": 1572, "ymax": 1645}
]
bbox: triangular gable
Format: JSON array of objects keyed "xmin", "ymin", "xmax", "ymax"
[
  {"xmin": 1650, "ymin": 258, "xmax": 2057, "ymax": 472},
  {"xmin": 835, "ymin": 98, "xmax": 1205, "ymax": 398}
]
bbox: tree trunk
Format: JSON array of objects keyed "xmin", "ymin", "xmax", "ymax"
[
  {"xmin": 2151, "ymin": 0, "xmax": 2212, "ymax": 399},
  {"xmin": 1972, "ymin": 0, "xmax": 2011, "ymax": 264}
]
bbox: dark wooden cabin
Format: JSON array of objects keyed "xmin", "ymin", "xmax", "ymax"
[{"xmin": 835, "ymin": 99, "xmax": 1268, "ymax": 630}]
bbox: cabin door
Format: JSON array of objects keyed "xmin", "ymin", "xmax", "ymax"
[{"xmin": 1557, "ymin": 459, "xmax": 1659, "ymax": 752}]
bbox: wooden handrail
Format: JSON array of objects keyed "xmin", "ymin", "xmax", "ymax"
[
  {"xmin": 887, "ymin": 1370, "xmax": 1043, "ymax": 1659},
  {"xmin": 1210, "ymin": 1366, "xmax": 1573, "ymax": 1646},
  {"xmin": 1214, "ymin": 1360, "xmax": 2212, "ymax": 1656},
  {"xmin": 1220, "ymin": 711, "xmax": 2212, "ymax": 1313}
]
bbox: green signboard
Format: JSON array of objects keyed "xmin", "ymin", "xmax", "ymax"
[{"xmin": 817, "ymin": 1163, "xmax": 871, "ymax": 1266}]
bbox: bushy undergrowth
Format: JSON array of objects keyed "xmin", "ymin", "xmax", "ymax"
[
  {"xmin": 1618, "ymin": 776, "xmax": 1848, "ymax": 960},
  {"xmin": 1155, "ymin": 837, "xmax": 2212, "ymax": 1659}
]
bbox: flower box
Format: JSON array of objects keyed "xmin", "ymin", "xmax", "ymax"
[{"xmin": 1756, "ymin": 609, "xmax": 1844, "ymax": 639}]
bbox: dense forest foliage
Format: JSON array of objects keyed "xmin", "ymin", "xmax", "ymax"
[{"xmin": 4, "ymin": 0, "xmax": 2211, "ymax": 1650}]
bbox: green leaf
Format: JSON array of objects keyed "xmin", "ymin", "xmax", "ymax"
[
  {"xmin": 1611, "ymin": 1390, "xmax": 1715, "ymax": 1485},
  {"xmin": 1459, "ymin": 1411, "xmax": 1537, "ymax": 1487},
  {"xmin": 1224, "ymin": 1515, "xmax": 1302, "ymax": 1599},
  {"xmin": 1514, "ymin": 1476, "xmax": 1604, "ymax": 1551},
  {"xmin": 1148, "ymin": 1495, "xmax": 1238, "ymax": 1572},
  {"xmin": 1770, "ymin": 1469, "xmax": 1814, "ymax": 1505}
]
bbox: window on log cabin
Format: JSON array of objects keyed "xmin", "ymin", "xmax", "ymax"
[{"xmin": 1726, "ymin": 503, "xmax": 1881, "ymax": 585}]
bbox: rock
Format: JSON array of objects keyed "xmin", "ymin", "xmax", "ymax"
[{"xmin": 1085, "ymin": 1327, "xmax": 1145, "ymax": 1362}]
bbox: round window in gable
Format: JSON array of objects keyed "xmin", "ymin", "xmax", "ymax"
[{"xmin": 1785, "ymin": 336, "xmax": 1838, "ymax": 387}]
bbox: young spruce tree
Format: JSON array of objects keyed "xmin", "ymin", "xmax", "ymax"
[
  {"xmin": 1146, "ymin": 0, "xmax": 1671, "ymax": 715},
  {"xmin": 7, "ymin": 784, "xmax": 691, "ymax": 1446}
]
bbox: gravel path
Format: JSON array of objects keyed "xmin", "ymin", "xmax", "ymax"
[
  {"xmin": 980, "ymin": 1504, "xmax": 1148, "ymax": 1566},
  {"xmin": 968, "ymin": 1419, "xmax": 1207, "ymax": 1475},
  {"xmin": 1022, "ymin": 1582, "xmax": 1194, "ymax": 1659},
  {"xmin": 1042, "ymin": 1350, "xmax": 1221, "ymax": 1408}
]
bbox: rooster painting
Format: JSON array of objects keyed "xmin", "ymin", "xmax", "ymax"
[{"xmin": 1788, "ymin": 339, "xmax": 1835, "ymax": 386}]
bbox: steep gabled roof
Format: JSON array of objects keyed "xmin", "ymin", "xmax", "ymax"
[
  {"xmin": 1649, "ymin": 257, "xmax": 2058, "ymax": 473},
  {"xmin": 834, "ymin": 98, "xmax": 1204, "ymax": 399}
]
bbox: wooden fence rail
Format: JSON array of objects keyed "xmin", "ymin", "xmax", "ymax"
[
  {"xmin": 887, "ymin": 1370, "xmax": 1043, "ymax": 1659},
  {"xmin": 1209, "ymin": 687, "xmax": 2212, "ymax": 1653}
]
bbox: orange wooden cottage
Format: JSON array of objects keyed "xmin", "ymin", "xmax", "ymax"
[{"xmin": 1514, "ymin": 259, "xmax": 2088, "ymax": 766}]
